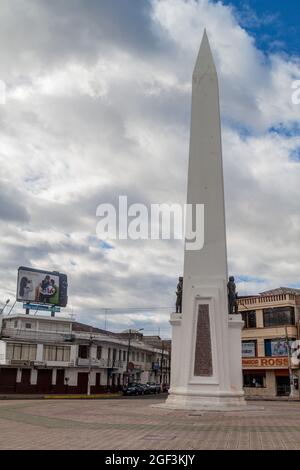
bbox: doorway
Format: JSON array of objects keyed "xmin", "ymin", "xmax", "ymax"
[
  {"xmin": 77, "ymin": 372, "xmax": 88, "ymax": 394},
  {"xmin": 37, "ymin": 369, "xmax": 52, "ymax": 393},
  {"xmin": 276, "ymin": 376, "xmax": 290, "ymax": 396}
]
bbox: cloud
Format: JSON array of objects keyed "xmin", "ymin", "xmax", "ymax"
[{"xmin": 0, "ymin": 0, "xmax": 300, "ymax": 335}]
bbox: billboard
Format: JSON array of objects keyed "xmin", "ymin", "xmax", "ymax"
[{"xmin": 17, "ymin": 267, "xmax": 68, "ymax": 307}]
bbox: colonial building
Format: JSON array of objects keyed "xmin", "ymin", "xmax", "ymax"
[
  {"xmin": 238, "ymin": 287, "xmax": 300, "ymax": 398},
  {"xmin": 0, "ymin": 313, "xmax": 170, "ymax": 394}
]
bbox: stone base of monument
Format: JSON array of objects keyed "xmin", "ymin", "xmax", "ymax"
[
  {"xmin": 156, "ymin": 311, "xmax": 250, "ymax": 412},
  {"xmin": 154, "ymin": 395, "xmax": 247, "ymax": 412}
]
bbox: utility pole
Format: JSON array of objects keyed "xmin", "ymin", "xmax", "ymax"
[
  {"xmin": 285, "ymin": 325, "xmax": 297, "ymax": 399},
  {"xmin": 125, "ymin": 328, "xmax": 143, "ymax": 386},
  {"xmin": 87, "ymin": 329, "xmax": 93, "ymax": 396},
  {"xmin": 160, "ymin": 341, "xmax": 164, "ymax": 390},
  {"xmin": 104, "ymin": 308, "xmax": 109, "ymax": 330},
  {"xmin": 126, "ymin": 329, "xmax": 132, "ymax": 386}
]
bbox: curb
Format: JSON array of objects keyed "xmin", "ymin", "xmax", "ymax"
[{"xmin": 0, "ymin": 393, "xmax": 122, "ymax": 400}]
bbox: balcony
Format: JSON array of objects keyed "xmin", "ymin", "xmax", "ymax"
[
  {"xmin": 238, "ymin": 293, "xmax": 296, "ymax": 309},
  {"xmin": 0, "ymin": 358, "xmax": 33, "ymax": 366},
  {"xmin": 76, "ymin": 358, "xmax": 124, "ymax": 369},
  {"xmin": 1, "ymin": 328, "xmax": 73, "ymax": 343}
]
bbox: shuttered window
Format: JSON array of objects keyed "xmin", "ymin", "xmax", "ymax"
[
  {"xmin": 7, "ymin": 343, "xmax": 37, "ymax": 361},
  {"xmin": 43, "ymin": 346, "xmax": 70, "ymax": 362}
]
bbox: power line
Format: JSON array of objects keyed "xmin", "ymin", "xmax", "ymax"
[{"xmin": 98, "ymin": 307, "xmax": 174, "ymax": 311}]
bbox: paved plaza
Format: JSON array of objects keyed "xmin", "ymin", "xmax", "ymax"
[{"xmin": 1, "ymin": 397, "xmax": 300, "ymax": 450}]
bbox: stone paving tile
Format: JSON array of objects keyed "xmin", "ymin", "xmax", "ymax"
[{"xmin": 1, "ymin": 398, "xmax": 300, "ymax": 449}]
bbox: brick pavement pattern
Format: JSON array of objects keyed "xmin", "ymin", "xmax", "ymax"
[{"xmin": 0, "ymin": 398, "xmax": 300, "ymax": 450}]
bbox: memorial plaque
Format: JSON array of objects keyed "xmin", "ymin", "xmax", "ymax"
[{"xmin": 194, "ymin": 304, "xmax": 213, "ymax": 376}]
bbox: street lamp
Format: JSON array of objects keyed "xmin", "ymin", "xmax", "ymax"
[{"xmin": 0, "ymin": 299, "xmax": 10, "ymax": 315}]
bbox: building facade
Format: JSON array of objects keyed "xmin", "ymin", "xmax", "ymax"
[
  {"xmin": 0, "ymin": 314, "xmax": 170, "ymax": 394},
  {"xmin": 238, "ymin": 288, "xmax": 300, "ymax": 398}
]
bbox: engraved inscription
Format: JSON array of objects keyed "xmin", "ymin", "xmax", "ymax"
[{"xmin": 194, "ymin": 304, "xmax": 213, "ymax": 376}]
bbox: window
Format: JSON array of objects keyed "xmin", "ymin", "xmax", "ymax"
[
  {"xmin": 243, "ymin": 371, "xmax": 266, "ymax": 388},
  {"xmin": 146, "ymin": 354, "xmax": 152, "ymax": 363},
  {"xmin": 241, "ymin": 310, "xmax": 256, "ymax": 328},
  {"xmin": 6, "ymin": 343, "xmax": 36, "ymax": 361},
  {"xmin": 131, "ymin": 351, "xmax": 135, "ymax": 361},
  {"xmin": 78, "ymin": 345, "xmax": 89, "ymax": 359},
  {"xmin": 44, "ymin": 345, "xmax": 70, "ymax": 362},
  {"xmin": 123, "ymin": 351, "xmax": 126, "ymax": 361},
  {"xmin": 263, "ymin": 307, "xmax": 295, "ymax": 327},
  {"xmin": 108, "ymin": 348, "xmax": 111, "ymax": 360},
  {"xmin": 137, "ymin": 352, "xmax": 140, "ymax": 362},
  {"xmin": 25, "ymin": 323, "xmax": 32, "ymax": 329},
  {"xmin": 95, "ymin": 373, "xmax": 101, "ymax": 386},
  {"xmin": 141, "ymin": 353, "xmax": 145, "ymax": 362},
  {"xmin": 96, "ymin": 346, "xmax": 102, "ymax": 360},
  {"xmin": 242, "ymin": 341, "xmax": 257, "ymax": 358},
  {"xmin": 118, "ymin": 350, "xmax": 122, "ymax": 361},
  {"xmin": 13, "ymin": 321, "xmax": 18, "ymax": 329},
  {"xmin": 113, "ymin": 349, "xmax": 117, "ymax": 361},
  {"xmin": 265, "ymin": 338, "xmax": 295, "ymax": 357},
  {"xmin": 39, "ymin": 321, "xmax": 69, "ymax": 333}
]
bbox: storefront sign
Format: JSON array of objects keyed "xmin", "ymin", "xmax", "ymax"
[{"xmin": 242, "ymin": 356, "xmax": 295, "ymax": 369}]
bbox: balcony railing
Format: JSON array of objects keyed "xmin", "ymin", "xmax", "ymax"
[
  {"xmin": 238, "ymin": 293, "xmax": 296, "ymax": 308},
  {"xmin": 0, "ymin": 328, "xmax": 73, "ymax": 343},
  {"xmin": 76, "ymin": 358, "xmax": 124, "ymax": 369}
]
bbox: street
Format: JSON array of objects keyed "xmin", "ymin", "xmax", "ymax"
[{"xmin": 1, "ymin": 397, "xmax": 300, "ymax": 449}]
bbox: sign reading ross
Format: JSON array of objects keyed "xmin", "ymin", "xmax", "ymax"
[
  {"xmin": 17, "ymin": 266, "xmax": 68, "ymax": 307},
  {"xmin": 242, "ymin": 357, "xmax": 295, "ymax": 369}
]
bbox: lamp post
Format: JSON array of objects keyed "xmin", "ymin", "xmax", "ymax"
[
  {"xmin": 0, "ymin": 299, "xmax": 10, "ymax": 315},
  {"xmin": 285, "ymin": 326, "xmax": 298, "ymax": 399},
  {"xmin": 160, "ymin": 341, "xmax": 165, "ymax": 390}
]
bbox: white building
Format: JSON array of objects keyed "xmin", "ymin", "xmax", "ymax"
[{"xmin": 0, "ymin": 313, "xmax": 170, "ymax": 394}]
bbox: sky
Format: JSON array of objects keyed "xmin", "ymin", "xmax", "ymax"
[{"xmin": 0, "ymin": 0, "xmax": 300, "ymax": 337}]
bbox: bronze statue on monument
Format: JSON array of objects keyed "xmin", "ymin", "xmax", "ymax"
[
  {"xmin": 227, "ymin": 276, "xmax": 239, "ymax": 315},
  {"xmin": 175, "ymin": 277, "xmax": 183, "ymax": 313}
]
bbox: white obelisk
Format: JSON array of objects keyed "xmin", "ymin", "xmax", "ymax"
[{"xmin": 165, "ymin": 30, "xmax": 246, "ymax": 410}]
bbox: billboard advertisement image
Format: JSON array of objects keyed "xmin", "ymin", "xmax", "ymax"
[{"xmin": 17, "ymin": 267, "xmax": 67, "ymax": 307}]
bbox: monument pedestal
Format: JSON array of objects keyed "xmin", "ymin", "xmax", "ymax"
[
  {"xmin": 162, "ymin": 276, "xmax": 246, "ymax": 411},
  {"xmin": 163, "ymin": 310, "xmax": 246, "ymax": 411}
]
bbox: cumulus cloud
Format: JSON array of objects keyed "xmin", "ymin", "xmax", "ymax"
[{"xmin": 0, "ymin": 0, "xmax": 300, "ymax": 335}]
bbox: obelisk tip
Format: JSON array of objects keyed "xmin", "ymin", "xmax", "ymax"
[{"xmin": 193, "ymin": 29, "xmax": 217, "ymax": 77}]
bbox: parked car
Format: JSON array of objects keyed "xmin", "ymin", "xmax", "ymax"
[
  {"xmin": 146, "ymin": 382, "xmax": 161, "ymax": 394},
  {"xmin": 123, "ymin": 383, "xmax": 141, "ymax": 396},
  {"xmin": 135, "ymin": 384, "xmax": 147, "ymax": 395},
  {"xmin": 139, "ymin": 384, "xmax": 151, "ymax": 395},
  {"xmin": 123, "ymin": 383, "xmax": 145, "ymax": 396}
]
